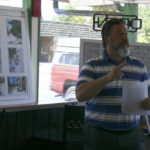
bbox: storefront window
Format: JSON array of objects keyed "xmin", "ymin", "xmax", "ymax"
[{"xmin": 39, "ymin": 0, "xmax": 150, "ymax": 104}]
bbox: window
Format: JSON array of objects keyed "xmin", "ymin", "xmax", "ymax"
[
  {"xmin": 39, "ymin": 0, "xmax": 150, "ymax": 104},
  {"xmin": 38, "ymin": 0, "xmax": 113, "ymax": 104}
]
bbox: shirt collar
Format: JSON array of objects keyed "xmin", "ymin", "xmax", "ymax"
[{"xmin": 102, "ymin": 49, "xmax": 110, "ymax": 61}]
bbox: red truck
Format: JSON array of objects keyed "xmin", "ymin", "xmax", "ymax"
[{"xmin": 50, "ymin": 46, "xmax": 79, "ymax": 97}]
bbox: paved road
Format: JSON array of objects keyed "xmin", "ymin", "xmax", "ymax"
[{"xmin": 38, "ymin": 62, "xmax": 64, "ymax": 104}]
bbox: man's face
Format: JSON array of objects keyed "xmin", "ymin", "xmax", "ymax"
[{"xmin": 107, "ymin": 23, "xmax": 130, "ymax": 57}]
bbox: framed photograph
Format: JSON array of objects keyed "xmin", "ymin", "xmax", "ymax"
[
  {"xmin": 7, "ymin": 19, "xmax": 22, "ymax": 45},
  {"xmin": 0, "ymin": 49, "xmax": 1, "ymax": 73},
  {"xmin": 8, "ymin": 76, "xmax": 27, "ymax": 96},
  {"xmin": 0, "ymin": 77, "xmax": 5, "ymax": 96},
  {"xmin": 8, "ymin": 48, "xmax": 24, "ymax": 73}
]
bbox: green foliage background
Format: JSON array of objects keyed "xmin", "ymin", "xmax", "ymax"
[
  {"xmin": 137, "ymin": 5, "xmax": 150, "ymax": 43},
  {"xmin": 52, "ymin": 5, "xmax": 87, "ymax": 24}
]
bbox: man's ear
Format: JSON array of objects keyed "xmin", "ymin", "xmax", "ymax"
[{"xmin": 104, "ymin": 35, "xmax": 109, "ymax": 43}]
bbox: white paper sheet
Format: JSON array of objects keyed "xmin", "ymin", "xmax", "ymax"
[{"xmin": 122, "ymin": 81, "xmax": 150, "ymax": 115}]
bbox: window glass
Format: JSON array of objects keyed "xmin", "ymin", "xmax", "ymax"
[
  {"xmin": 59, "ymin": 53, "xmax": 79, "ymax": 65},
  {"xmin": 59, "ymin": 54, "xmax": 66, "ymax": 64},
  {"xmin": 39, "ymin": 0, "xmax": 94, "ymax": 104},
  {"xmin": 39, "ymin": 0, "xmax": 150, "ymax": 104},
  {"xmin": 137, "ymin": 5, "xmax": 150, "ymax": 43},
  {"xmin": 0, "ymin": 0, "xmax": 22, "ymax": 7}
]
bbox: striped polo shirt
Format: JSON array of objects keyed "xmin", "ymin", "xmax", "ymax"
[{"xmin": 77, "ymin": 50, "xmax": 150, "ymax": 130}]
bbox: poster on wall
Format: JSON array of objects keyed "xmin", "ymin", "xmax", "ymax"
[{"xmin": 0, "ymin": 6, "xmax": 33, "ymax": 106}]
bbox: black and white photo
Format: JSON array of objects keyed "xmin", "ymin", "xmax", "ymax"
[
  {"xmin": 8, "ymin": 48, "xmax": 24, "ymax": 73},
  {"xmin": 7, "ymin": 19, "xmax": 22, "ymax": 45},
  {"xmin": 0, "ymin": 77, "xmax": 5, "ymax": 96},
  {"xmin": 0, "ymin": 49, "xmax": 1, "ymax": 73},
  {"xmin": 8, "ymin": 76, "xmax": 27, "ymax": 96}
]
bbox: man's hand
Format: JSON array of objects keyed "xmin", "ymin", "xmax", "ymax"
[
  {"xmin": 76, "ymin": 61, "xmax": 127, "ymax": 102},
  {"xmin": 140, "ymin": 97, "xmax": 150, "ymax": 110},
  {"xmin": 106, "ymin": 61, "xmax": 127, "ymax": 82}
]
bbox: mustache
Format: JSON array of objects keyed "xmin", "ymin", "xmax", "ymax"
[{"xmin": 120, "ymin": 39, "xmax": 129, "ymax": 47}]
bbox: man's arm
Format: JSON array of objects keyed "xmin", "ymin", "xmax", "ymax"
[
  {"xmin": 76, "ymin": 62, "xmax": 127, "ymax": 102},
  {"xmin": 76, "ymin": 75, "xmax": 110, "ymax": 102}
]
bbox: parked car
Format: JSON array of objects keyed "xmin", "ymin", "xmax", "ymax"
[{"xmin": 50, "ymin": 46, "xmax": 79, "ymax": 97}]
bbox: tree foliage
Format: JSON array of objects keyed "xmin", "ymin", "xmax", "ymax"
[
  {"xmin": 52, "ymin": 5, "xmax": 119, "ymax": 25},
  {"xmin": 52, "ymin": 5, "xmax": 87, "ymax": 24},
  {"xmin": 7, "ymin": 20, "xmax": 22, "ymax": 43},
  {"xmin": 137, "ymin": 5, "xmax": 150, "ymax": 43}
]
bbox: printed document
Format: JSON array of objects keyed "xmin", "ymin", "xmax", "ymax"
[{"xmin": 122, "ymin": 81, "xmax": 150, "ymax": 115}]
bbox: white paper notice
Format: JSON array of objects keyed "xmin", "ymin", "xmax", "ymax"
[{"xmin": 122, "ymin": 81, "xmax": 150, "ymax": 115}]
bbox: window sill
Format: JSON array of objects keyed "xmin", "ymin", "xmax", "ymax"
[{"xmin": 1, "ymin": 100, "xmax": 78, "ymax": 112}]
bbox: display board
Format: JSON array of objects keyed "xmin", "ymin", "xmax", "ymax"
[
  {"xmin": 80, "ymin": 39, "xmax": 102, "ymax": 70},
  {"xmin": 0, "ymin": 6, "xmax": 33, "ymax": 106},
  {"xmin": 80, "ymin": 39, "xmax": 150, "ymax": 73}
]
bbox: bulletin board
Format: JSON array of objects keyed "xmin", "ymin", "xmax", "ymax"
[
  {"xmin": 80, "ymin": 39, "xmax": 150, "ymax": 73},
  {"xmin": 0, "ymin": 6, "xmax": 33, "ymax": 106}
]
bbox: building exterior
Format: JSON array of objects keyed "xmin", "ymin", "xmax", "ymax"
[{"xmin": 40, "ymin": 20, "xmax": 101, "ymax": 62}]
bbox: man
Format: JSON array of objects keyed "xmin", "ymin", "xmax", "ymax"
[{"xmin": 76, "ymin": 19, "xmax": 150, "ymax": 150}]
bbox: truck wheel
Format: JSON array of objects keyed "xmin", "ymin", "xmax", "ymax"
[
  {"xmin": 63, "ymin": 80, "xmax": 76, "ymax": 95},
  {"xmin": 64, "ymin": 86, "xmax": 76, "ymax": 101}
]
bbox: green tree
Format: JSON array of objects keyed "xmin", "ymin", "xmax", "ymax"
[
  {"xmin": 88, "ymin": 7, "xmax": 117, "ymax": 25},
  {"xmin": 52, "ymin": 4, "xmax": 123, "ymax": 25},
  {"xmin": 137, "ymin": 5, "xmax": 150, "ymax": 43},
  {"xmin": 52, "ymin": 5, "xmax": 87, "ymax": 24}
]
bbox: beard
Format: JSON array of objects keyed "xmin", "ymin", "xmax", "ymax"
[
  {"xmin": 110, "ymin": 39, "xmax": 130, "ymax": 57},
  {"xmin": 117, "ymin": 46, "xmax": 130, "ymax": 57}
]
